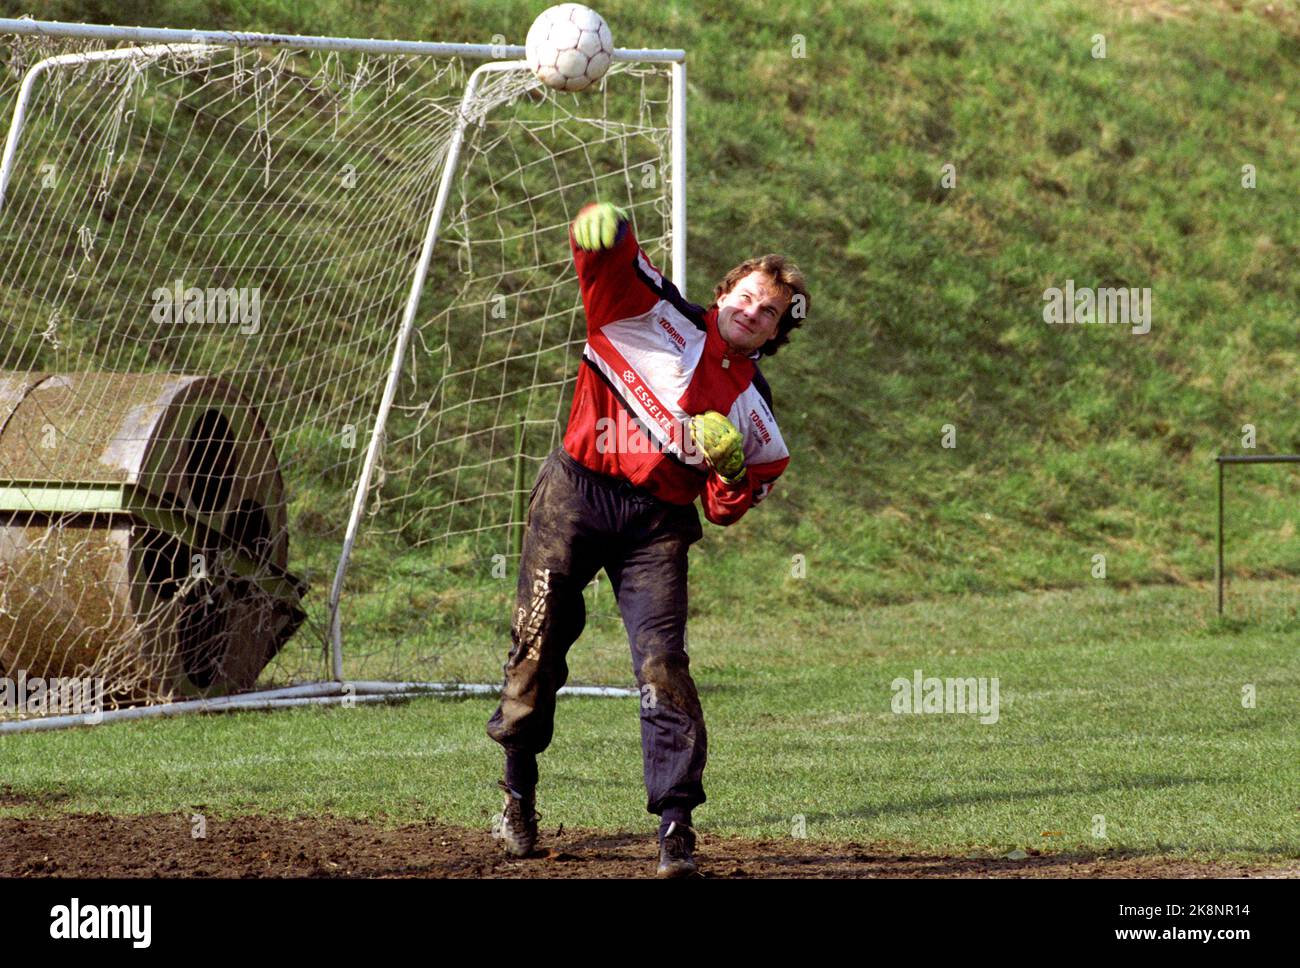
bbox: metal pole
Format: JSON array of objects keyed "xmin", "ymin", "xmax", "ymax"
[
  {"xmin": 328, "ymin": 60, "xmax": 525, "ymax": 680},
  {"xmin": 0, "ymin": 44, "xmax": 215, "ymax": 213},
  {"xmin": 670, "ymin": 59, "xmax": 687, "ymax": 290},
  {"xmin": 1216, "ymin": 458, "xmax": 1224, "ymax": 616},
  {"xmin": 511, "ymin": 413, "xmax": 526, "ymax": 560},
  {"xmin": 0, "ymin": 18, "xmax": 686, "ymax": 63},
  {"xmin": 1213, "ymin": 455, "xmax": 1300, "ymax": 617},
  {"xmin": 0, "ymin": 681, "xmax": 638, "ymax": 734},
  {"xmin": 1215, "ymin": 455, "xmax": 1300, "ymax": 464}
]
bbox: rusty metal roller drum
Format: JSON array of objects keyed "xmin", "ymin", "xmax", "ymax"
[{"xmin": 0, "ymin": 372, "xmax": 307, "ymax": 704}]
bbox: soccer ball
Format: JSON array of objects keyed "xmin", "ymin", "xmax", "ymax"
[{"xmin": 525, "ymin": 4, "xmax": 614, "ymax": 92}]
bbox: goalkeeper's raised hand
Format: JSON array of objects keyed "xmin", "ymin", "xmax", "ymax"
[
  {"xmin": 689, "ymin": 411, "xmax": 746, "ymax": 484},
  {"xmin": 572, "ymin": 202, "xmax": 627, "ymax": 251}
]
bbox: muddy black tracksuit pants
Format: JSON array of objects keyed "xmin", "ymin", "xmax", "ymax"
[{"xmin": 486, "ymin": 447, "xmax": 707, "ymax": 819}]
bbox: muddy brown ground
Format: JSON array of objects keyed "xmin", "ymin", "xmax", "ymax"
[{"xmin": 0, "ymin": 811, "xmax": 1295, "ymax": 878}]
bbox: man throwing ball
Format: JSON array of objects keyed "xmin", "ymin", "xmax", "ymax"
[{"xmin": 486, "ymin": 201, "xmax": 809, "ymax": 877}]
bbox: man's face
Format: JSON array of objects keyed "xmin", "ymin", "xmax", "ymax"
[{"xmin": 716, "ymin": 271, "xmax": 790, "ymax": 355}]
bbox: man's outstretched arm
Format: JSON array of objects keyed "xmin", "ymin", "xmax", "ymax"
[{"xmin": 569, "ymin": 202, "xmax": 659, "ymax": 332}]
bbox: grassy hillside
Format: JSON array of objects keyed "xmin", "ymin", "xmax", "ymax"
[{"xmin": 25, "ymin": 0, "xmax": 1300, "ymax": 629}]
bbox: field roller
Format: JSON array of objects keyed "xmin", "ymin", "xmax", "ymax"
[{"xmin": 0, "ymin": 371, "xmax": 306, "ymax": 704}]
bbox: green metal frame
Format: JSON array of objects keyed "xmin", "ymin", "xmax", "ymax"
[{"xmin": 1214, "ymin": 454, "xmax": 1300, "ymax": 615}]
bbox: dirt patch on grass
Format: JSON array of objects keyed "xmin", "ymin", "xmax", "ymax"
[
  {"xmin": 1104, "ymin": 0, "xmax": 1299, "ymax": 31},
  {"xmin": 0, "ymin": 785, "xmax": 70, "ymax": 808},
  {"xmin": 0, "ymin": 813, "xmax": 1295, "ymax": 878}
]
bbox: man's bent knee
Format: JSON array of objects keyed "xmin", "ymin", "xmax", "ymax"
[{"xmin": 640, "ymin": 651, "xmax": 705, "ymax": 726}]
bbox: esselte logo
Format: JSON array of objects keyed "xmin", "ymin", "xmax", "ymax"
[
  {"xmin": 622, "ymin": 369, "xmax": 636, "ymax": 384},
  {"xmin": 658, "ymin": 316, "xmax": 686, "ymax": 350},
  {"xmin": 749, "ymin": 408, "xmax": 772, "ymax": 446},
  {"xmin": 50, "ymin": 898, "xmax": 151, "ymax": 948}
]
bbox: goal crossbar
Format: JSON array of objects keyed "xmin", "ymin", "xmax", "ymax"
[{"xmin": 0, "ymin": 17, "xmax": 686, "ymax": 63}]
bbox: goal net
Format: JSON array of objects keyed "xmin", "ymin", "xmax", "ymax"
[{"xmin": 0, "ymin": 23, "xmax": 681, "ymax": 721}]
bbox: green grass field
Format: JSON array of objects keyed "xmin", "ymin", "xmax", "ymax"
[
  {"xmin": 4, "ymin": 578, "xmax": 1296, "ymax": 862},
  {"xmin": 5, "ymin": 0, "xmax": 1296, "ymax": 869}
]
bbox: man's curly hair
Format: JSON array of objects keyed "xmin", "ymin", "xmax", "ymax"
[{"xmin": 714, "ymin": 254, "xmax": 809, "ymax": 357}]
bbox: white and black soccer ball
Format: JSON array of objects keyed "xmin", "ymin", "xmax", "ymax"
[{"xmin": 525, "ymin": 4, "xmax": 614, "ymax": 92}]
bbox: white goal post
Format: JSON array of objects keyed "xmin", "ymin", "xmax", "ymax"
[{"xmin": 0, "ymin": 16, "xmax": 686, "ymax": 728}]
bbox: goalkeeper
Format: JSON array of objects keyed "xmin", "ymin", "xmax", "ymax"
[{"xmin": 486, "ymin": 201, "xmax": 808, "ymax": 878}]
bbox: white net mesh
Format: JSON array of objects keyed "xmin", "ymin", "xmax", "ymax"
[{"xmin": 0, "ymin": 32, "xmax": 675, "ymax": 717}]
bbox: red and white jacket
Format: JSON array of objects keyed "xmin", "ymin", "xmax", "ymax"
[{"xmin": 563, "ymin": 211, "xmax": 790, "ymax": 526}]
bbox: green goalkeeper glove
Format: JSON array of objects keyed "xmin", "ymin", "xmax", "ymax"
[
  {"xmin": 572, "ymin": 202, "xmax": 627, "ymax": 251},
  {"xmin": 689, "ymin": 411, "xmax": 746, "ymax": 484}
]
